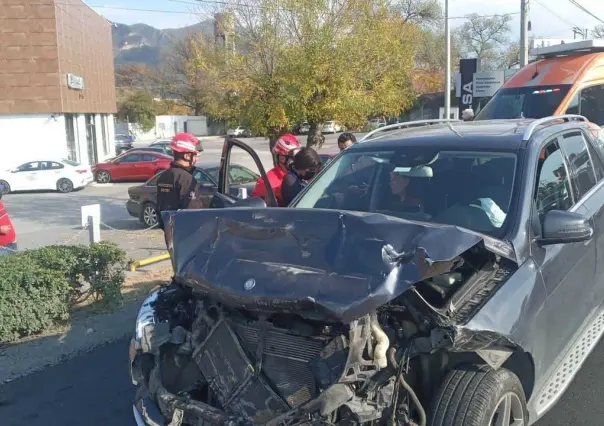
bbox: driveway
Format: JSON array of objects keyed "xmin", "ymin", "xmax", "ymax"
[{"xmin": 0, "ymin": 336, "xmax": 602, "ymax": 426}]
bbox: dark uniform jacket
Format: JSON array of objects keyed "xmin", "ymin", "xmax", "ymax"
[{"xmin": 156, "ymin": 162, "xmax": 204, "ymax": 228}]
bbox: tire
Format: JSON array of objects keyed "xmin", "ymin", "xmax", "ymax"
[
  {"xmin": 57, "ymin": 178, "xmax": 74, "ymax": 193},
  {"xmin": 428, "ymin": 365, "xmax": 527, "ymax": 426},
  {"xmin": 141, "ymin": 203, "xmax": 158, "ymax": 227},
  {"xmin": 96, "ymin": 170, "xmax": 111, "ymax": 183},
  {"xmin": 0, "ymin": 180, "xmax": 10, "ymax": 195}
]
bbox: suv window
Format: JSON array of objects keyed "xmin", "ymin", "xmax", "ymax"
[
  {"xmin": 535, "ymin": 141, "xmax": 573, "ymax": 217},
  {"xmin": 559, "ymin": 132, "xmax": 597, "ymax": 200},
  {"xmin": 229, "ymin": 166, "xmax": 258, "ymax": 184},
  {"xmin": 141, "ymin": 154, "xmax": 157, "ymax": 162},
  {"xmin": 193, "ymin": 169, "xmax": 215, "ymax": 185}
]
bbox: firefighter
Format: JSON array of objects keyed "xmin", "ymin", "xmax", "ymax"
[{"xmin": 156, "ymin": 133, "xmax": 204, "ymax": 229}]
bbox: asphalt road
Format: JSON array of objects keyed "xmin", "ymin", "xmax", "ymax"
[{"xmin": 1, "ymin": 336, "xmax": 603, "ymax": 425}]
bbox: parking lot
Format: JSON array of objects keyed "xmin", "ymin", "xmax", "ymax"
[{"xmin": 5, "ymin": 134, "xmax": 342, "ymax": 258}]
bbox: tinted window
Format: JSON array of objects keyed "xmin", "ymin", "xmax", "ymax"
[
  {"xmin": 193, "ymin": 169, "xmax": 215, "ymax": 185},
  {"xmin": 141, "ymin": 154, "xmax": 157, "ymax": 162},
  {"xmin": 587, "ymin": 138, "xmax": 604, "ymax": 181},
  {"xmin": 229, "ymin": 166, "xmax": 259, "ymax": 184},
  {"xmin": 560, "ymin": 132, "xmax": 597, "ymax": 200},
  {"xmin": 40, "ymin": 161, "xmax": 64, "ymax": 170},
  {"xmin": 119, "ymin": 154, "xmax": 140, "ymax": 163},
  {"xmin": 535, "ymin": 142, "xmax": 573, "ymax": 216},
  {"xmin": 17, "ymin": 162, "xmax": 40, "ymax": 171},
  {"xmin": 294, "ymin": 149, "xmax": 517, "ymax": 237},
  {"xmin": 579, "ymin": 85, "xmax": 604, "ymax": 126},
  {"xmin": 205, "ymin": 167, "xmax": 219, "ymax": 182},
  {"xmin": 474, "ymin": 85, "xmax": 571, "ymax": 120}
]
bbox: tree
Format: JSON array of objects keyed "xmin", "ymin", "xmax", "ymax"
[
  {"xmin": 117, "ymin": 90, "xmax": 156, "ymax": 132},
  {"xmin": 395, "ymin": 0, "xmax": 442, "ymax": 27},
  {"xmin": 593, "ymin": 25, "xmax": 604, "ymax": 38},
  {"xmin": 497, "ymin": 40, "xmax": 520, "ymax": 69},
  {"xmin": 189, "ymin": 1, "xmax": 420, "ymax": 152},
  {"xmin": 456, "ymin": 13, "xmax": 512, "ymax": 70}
]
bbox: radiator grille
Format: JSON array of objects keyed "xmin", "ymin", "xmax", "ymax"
[{"xmin": 232, "ymin": 322, "xmax": 326, "ymax": 407}]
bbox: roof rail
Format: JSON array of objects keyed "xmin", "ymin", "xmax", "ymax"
[
  {"xmin": 522, "ymin": 115, "xmax": 589, "ymax": 141},
  {"xmin": 359, "ymin": 119, "xmax": 462, "ymax": 143}
]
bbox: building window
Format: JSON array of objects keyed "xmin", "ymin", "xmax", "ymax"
[
  {"xmin": 65, "ymin": 114, "xmax": 78, "ymax": 161},
  {"xmin": 85, "ymin": 114, "xmax": 98, "ymax": 165},
  {"xmin": 101, "ymin": 115, "xmax": 109, "ymax": 155}
]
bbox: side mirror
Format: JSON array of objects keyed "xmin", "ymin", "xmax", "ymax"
[
  {"xmin": 233, "ymin": 196, "xmax": 267, "ymax": 208},
  {"xmin": 537, "ymin": 210, "xmax": 593, "ymax": 246}
]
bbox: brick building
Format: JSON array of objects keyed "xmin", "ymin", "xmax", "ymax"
[{"xmin": 0, "ymin": 0, "xmax": 117, "ymax": 167}]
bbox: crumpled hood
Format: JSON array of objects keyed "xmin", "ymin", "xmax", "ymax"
[{"xmin": 163, "ymin": 208, "xmax": 513, "ymax": 323}]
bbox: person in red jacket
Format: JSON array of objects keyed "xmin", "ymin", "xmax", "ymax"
[
  {"xmin": 251, "ymin": 133, "xmax": 301, "ymax": 206},
  {"xmin": 0, "ymin": 188, "xmax": 17, "ymax": 255}
]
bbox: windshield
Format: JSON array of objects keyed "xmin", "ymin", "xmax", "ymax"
[
  {"xmin": 293, "ymin": 148, "xmax": 517, "ymax": 237},
  {"xmin": 474, "ymin": 85, "xmax": 571, "ymax": 120}
]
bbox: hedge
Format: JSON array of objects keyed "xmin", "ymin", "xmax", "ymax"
[{"xmin": 0, "ymin": 242, "xmax": 128, "ymax": 343}]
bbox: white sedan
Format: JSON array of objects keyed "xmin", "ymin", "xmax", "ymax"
[{"xmin": 0, "ymin": 159, "xmax": 93, "ymax": 195}]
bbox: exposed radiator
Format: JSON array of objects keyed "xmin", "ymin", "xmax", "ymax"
[{"xmin": 231, "ymin": 321, "xmax": 327, "ymax": 407}]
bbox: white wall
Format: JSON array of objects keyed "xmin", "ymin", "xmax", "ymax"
[
  {"xmin": 121, "ymin": 115, "xmax": 209, "ymax": 142},
  {"xmin": 0, "ymin": 114, "xmax": 67, "ymax": 169}
]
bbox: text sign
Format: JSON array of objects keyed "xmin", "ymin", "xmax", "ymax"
[
  {"xmin": 459, "ymin": 58, "xmax": 477, "ymax": 112},
  {"xmin": 473, "ymin": 71, "xmax": 505, "ymax": 97},
  {"xmin": 67, "ymin": 73, "xmax": 84, "ymax": 90}
]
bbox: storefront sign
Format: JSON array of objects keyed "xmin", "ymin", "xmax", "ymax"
[
  {"xmin": 459, "ymin": 59, "xmax": 477, "ymax": 112},
  {"xmin": 473, "ymin": 71, "xmax": 505, "ymax": 97},
  {"xmin": 67, "ymin": 73, "xmax": 84, "ymax": 90}
]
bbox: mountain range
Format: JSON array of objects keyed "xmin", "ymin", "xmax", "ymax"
[{"xmin": 111, "ymin": 21, "xmax": 214, "ymax": 68}]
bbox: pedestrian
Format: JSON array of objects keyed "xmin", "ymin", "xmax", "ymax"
[
  {"xmin": 156, "ymin": 133, "xmax": 204, "ymax": 229},
  {"xmin": 252, "ymin": 133, "xmax": 301, "ymax": 206},
  {"xmin": 281, "ymin": 147, "xmax": 321, "ymax": 206},
  {"xmin": 337, "ymin": 132, "xmax": 357, "ymax": 152},
  {"xmin": 0, "ymin": 186, "xmax": 17, "ymax": 255}
]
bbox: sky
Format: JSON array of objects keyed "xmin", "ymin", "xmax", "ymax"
[{"xmin": 88, "ymin": 0, "xmax": 604, "ymax": 37}]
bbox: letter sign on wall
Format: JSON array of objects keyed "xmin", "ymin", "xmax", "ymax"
[{"xmin": 67, "ymin": 73, "xmax": 84, "ymax": 90}]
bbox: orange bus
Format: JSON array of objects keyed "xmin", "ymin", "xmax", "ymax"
[{"xmin": 474, "ymin": 39, "xmax": 604, "ymax": 126}]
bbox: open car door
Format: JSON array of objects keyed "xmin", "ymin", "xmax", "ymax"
[{"xmin": 210, "ymin": 137, "xmax": 278, "ymax": 208}]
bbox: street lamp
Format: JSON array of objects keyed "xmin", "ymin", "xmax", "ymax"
[{"xmin": 444, "ymin": 0, "xmax": 451, "ymax": 120}]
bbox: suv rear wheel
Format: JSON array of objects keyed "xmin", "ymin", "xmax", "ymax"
[{"xmin": 429, "ymin": 365, "xmax": 527, "ymax": 426}]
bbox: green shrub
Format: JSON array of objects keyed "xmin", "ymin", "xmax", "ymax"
[{"xmin": 0, "ymin": 242, "xmax": 128, "ymax": 342}]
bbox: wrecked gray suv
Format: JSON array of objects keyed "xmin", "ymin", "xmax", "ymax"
[{"xmin": 130, "ymin": 116, "xmax": 604, "ymax": 426}]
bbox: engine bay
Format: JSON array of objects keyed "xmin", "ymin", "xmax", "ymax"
[{"xmin": 131, "ymin": 246, "xmax": 515, "ymax": 426}]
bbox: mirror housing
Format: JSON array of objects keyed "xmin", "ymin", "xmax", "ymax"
[
  {"xmin": 233, "ymin": 196, "xmax": 267, "ymax": 209},
  {"xmin": 537, "ymin": 210, "xmax": 593, "ymax": 246}
]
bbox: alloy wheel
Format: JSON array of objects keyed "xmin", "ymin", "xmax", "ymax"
[
  {"xmin": 143, "ymin": 205, "xmax": 158, "ymax": 227},
  {"xmin": 96, "ymin": 171, "xmax": 111, "ymax": 183},
  {"xmin": 0, "ymin": 180, "xmax": 10, "ymax": 195},
  {"xmin": 489, "ymin": 392, "xmax": 525, "ymax": 426},
  {"xmin": 57, "ymin": 178, "xmax": 73, "ymax": 193}
]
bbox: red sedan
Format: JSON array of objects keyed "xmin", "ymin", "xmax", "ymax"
[{"xmin": 93, "ymin": 150, "xmax": 172, "ymax": 183}]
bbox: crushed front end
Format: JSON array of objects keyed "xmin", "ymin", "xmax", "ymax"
[{"xmin": 129, "ymin": 208, "xmax": 519, "ymax": 426}]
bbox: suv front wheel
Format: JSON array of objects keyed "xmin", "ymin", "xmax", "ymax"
[{"xmin": 429, "ymin": 365, "xmax": 528, "ymax": 426}]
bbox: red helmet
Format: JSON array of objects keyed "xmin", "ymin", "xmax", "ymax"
[
  {"xmin": 272, "ymin": 133, "xmax": 301, "ymax": 156},
  {"xmin": 170, "ymin": 133, "xmax": 199, "ymax": 154}
]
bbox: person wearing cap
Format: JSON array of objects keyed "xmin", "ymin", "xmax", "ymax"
[
  {"xmin": 251, "ymin": 133, "xmax": 301, "ymax": 206},
  {"xmin": 0, "ymin": 187, "xmax": 17, "ymax": 255},
  {"xmin": 156, "ymin": 132, "xmax": 204, "ymax": 229}
]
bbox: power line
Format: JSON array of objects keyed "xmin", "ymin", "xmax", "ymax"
[
  {"xmin": 567, "ymin": 0, "xmax": 604, "ymax": 26},
  {"xmin": 534, "ymin": 0, "xmax": 577, "ymax": 29}
]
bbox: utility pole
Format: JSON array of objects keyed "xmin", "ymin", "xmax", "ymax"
[
  {"xmin": 520, "ymin": 0, "xmax": 529, "ymax": 66},
  {"xmin": 444, "ymin": 0, "xmax": 451, "ymax": 120}
]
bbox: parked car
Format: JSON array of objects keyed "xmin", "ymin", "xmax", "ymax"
[
  {"xmin": 115, "ymin": 134, "xmax": 134, "ymax": 155},
  {"xmin": 131, "ymin": 115, "xmax": 604, "ymax": 426},
  {"xmin": 92, "ymin": 150, "xmax": 172, "ymax": 183},
  {"xmin": 0, "ymin": 159, "xmax": 93, "ymax": 194},
  {"xmin": 126, "ymin": 162, "xmax": 260, "ymax": 227},
  {"xmin": 322, "ymin": 120, "xmax": 342, "ymax": 134},
  {"xmin": 367, "ymin": 118, "xmax": 387, "ymax": 129},
  {"xmin": 151, "ymin": 138, "xmax": 204, "ymax": 153},
  {"xmin": 227, "ymin": 126, "xmax": 252, "ymax": 137},
  {"xmin": 299, "ymin": 121, "xmax": 310, "ymax": 134}
]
